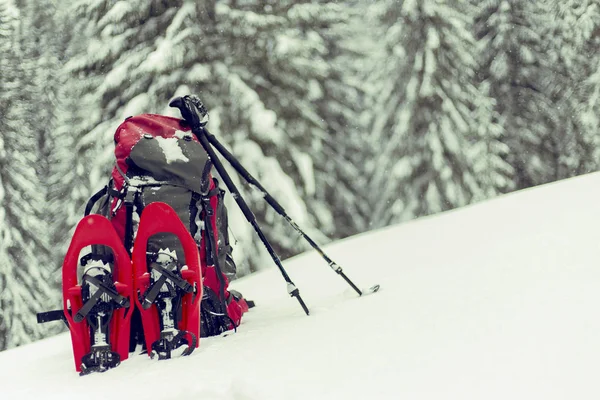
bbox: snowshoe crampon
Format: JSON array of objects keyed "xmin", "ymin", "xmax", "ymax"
[
  {"xmin": 62, "ymin": 215, "xmax": 133, "ymax": 374},
  {"xmin": 133, "ymin": 202, "xmax": 202, "ymax": 360}
]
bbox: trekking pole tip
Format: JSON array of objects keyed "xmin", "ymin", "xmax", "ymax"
[{"xmin": 287, "ymin": 283, "xmax": 309, "ymax": 315}]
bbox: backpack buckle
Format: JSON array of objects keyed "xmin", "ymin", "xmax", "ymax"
[{"xmin": 124, "ymin": 186, "xmax": 140, "ymax": 204}]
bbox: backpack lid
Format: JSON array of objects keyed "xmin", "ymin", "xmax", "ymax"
[{"xmin": 112, "ymin": 114, "xmax": 210, "ymax": 193}]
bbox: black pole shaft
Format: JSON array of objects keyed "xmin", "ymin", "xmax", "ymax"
[
  {"xmin": 193, "ymin": 127, "xmax": 309, "ymax": 315},
  {"xmin": 204, "ymin": 128, "xmax": 364, "ymax": 296}
]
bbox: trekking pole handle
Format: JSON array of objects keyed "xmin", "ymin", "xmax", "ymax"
[{"xmin": 169, "ymin": 95, "xmax": 209, "ymax": 128}]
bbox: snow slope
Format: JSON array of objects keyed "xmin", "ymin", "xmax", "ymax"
[{"xmin": 2, "ymin": 172, "xmax": 600, "ymax": 399}]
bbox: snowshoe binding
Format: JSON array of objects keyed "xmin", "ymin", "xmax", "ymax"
[
  {"xmin": 133, "ymin": 202, "xmax": 202, "ymax": 361},
  {"xmin": 62, "ymin": 215, "xmax": 133, "ymax": 375},
  {"xmin": 77, "ymin": 257, "xmax": 130, "ymax": 375},
  {"xmin": 142, "ymin": 249, "xmax": 197, "ymax": 359}
]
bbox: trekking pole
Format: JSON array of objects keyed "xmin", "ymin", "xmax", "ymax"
[
  {"xmin": 203, "ymin": 129, "xmax": 378, "ymax": 296},
  {"xmin": 169, "ymin": 95, "xmax": 310, "ymax": 315}
]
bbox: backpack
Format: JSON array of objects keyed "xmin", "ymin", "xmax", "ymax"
[{"xmin": 86, "ymin": 114, "xmax": 247, "ymax": 340}]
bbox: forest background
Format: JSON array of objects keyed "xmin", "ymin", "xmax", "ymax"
[{"xmin": 1, "ymin": 0, "xmax": 599, "ymax": 350}]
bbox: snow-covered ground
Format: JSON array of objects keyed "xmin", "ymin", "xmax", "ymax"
[{"xmin": 2, "ymin": 172, "xmax": 600, "ymax": 399}]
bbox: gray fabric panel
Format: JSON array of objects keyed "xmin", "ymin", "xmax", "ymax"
[{"xmin": 129, "ymin": 136, "xmax": 210, "ymax": 193}]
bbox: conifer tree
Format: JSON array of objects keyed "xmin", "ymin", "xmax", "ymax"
[
  {"xmin": 554, "ymin": 1, "xmax": 600, "ymax": 175},
  {"xmin": 474, "ymin": 0, "xmax": 559, "ymax": 189},
  {"xmin": 367, "ymin": 0, "xmax": 508, "ymax": 228},
  {"xmin": 10, "ymin": 0, "xmax": 73, "ymax": 281},
  {"xmin": 0, "ymin": 0, "xmax": 57, "ymax": 350},
  {"xmin": 312, "ymin": 4, "xmax": 373, "ymax": 237},
  {"xmin": 45, "ymin": 4, "xmax": 91, "ymax": 273}
]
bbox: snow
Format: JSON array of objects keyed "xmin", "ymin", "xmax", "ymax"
[
  {"xmin": 98, "ymin": 1, "xmax": 132, "ymax": 27},
  {"xmin": 291, "ymin": 152, "xmax": 315, "ymax": 196},
  {"xmin": 188, "ymin": 63, "xmax": 211, "ymax": 83},
  {"xmin": 225, "ymin": 73, "xmax": 284, "ymax": 145},
  {"xmin": 4, "ymin": 171, "xmax": 600, "ymax": 399},
  {"xmin": 154, "ymin": 136, "xmax": 190, "ymax": 164},
  {"xmin": 173, "ymin": 130, "xmax": 189, "ymax": 139}
]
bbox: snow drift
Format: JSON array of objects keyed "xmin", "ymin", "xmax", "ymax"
[{"xmin": 2, "ymin": 171, "xmax": 600, "ymax": 399}]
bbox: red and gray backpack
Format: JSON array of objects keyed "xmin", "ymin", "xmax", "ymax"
[{"xmin": 86, "ymin": 114, "xmax": 248, "ymax": 340}]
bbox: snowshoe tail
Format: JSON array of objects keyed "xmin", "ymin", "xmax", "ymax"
[
  {"xmin": 62, "ymin": 215, "xmax": 133, "ymax": 374},
  {"xmin": 132, "ymin": 202, "xmax": 202, "ymax": 360}
]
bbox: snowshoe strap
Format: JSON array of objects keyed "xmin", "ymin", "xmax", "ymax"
[
  {"xmin": 201, "ymin": 308, "xmax": 236, "ymax": 338},
  {"xmin": 140, "ymin": 260, "xmax": 193, "ymax": 309},
  {"xmin": 149, "ymin": 262, "xmax": 193, "ymax": 292},
  {"xmin": 74, "ymin": 275, "xmax": 130, "ymax": 323},
  {"xmin": 84, "ymin": 275, "xmax": 130, "ymax": 307},
  {"xmin": 140, "ymin": 274, "xmax": 170, "ymax": 310},
  {"xmin": 74, "ymin": 287, "xmax": 106, "ymax": 323}
]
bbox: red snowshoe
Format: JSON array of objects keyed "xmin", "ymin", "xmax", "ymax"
[
  {"xmin": 61, "ymin": 215, "xmax": 133, "ymax": 375},
  {"xmin": 132, "ymin": 202, "xmax": 202, "ymax": 359}
]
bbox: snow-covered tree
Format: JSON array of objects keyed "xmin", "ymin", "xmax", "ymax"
[
  {"xmin": 0, "ymin": 0, "xmax": 57, "ymax": 350},
  {"xmin": 468, "ymin": 82, "xmax": 514, "ymax": 200},
  {"xmin": 9, "ymin": 0, "xmax": 74, "ymax": 281},
  {"xmin": 552, "ymin": 1, "xmax": 600, "ymax": 175},
  {"xmin": 44, "ymin": 4, "xmax": 91, "ymax": 274},
  {"xmin": 62, "ymin": 0, "xmax": 361, "ymax": 273},
  {"xmin": 474, "ymin": 0, "xmax": 562, "ymax": 189},
  {"xmin": 312, "ymin": 3, "xmax": 374, "ymax": 237},
  {"xmin": 367, "ymin": 0, "xmax": 508, "ymax": 228}
]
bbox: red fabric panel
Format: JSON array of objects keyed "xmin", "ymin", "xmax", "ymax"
[{"xmin": 227, "ymin": 299, "xmax": 243, "ymax": 327}]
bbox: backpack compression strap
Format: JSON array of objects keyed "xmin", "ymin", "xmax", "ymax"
[{"xmin": 84, "ymin": 180, "xmax": 124, "ymax": 216}]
